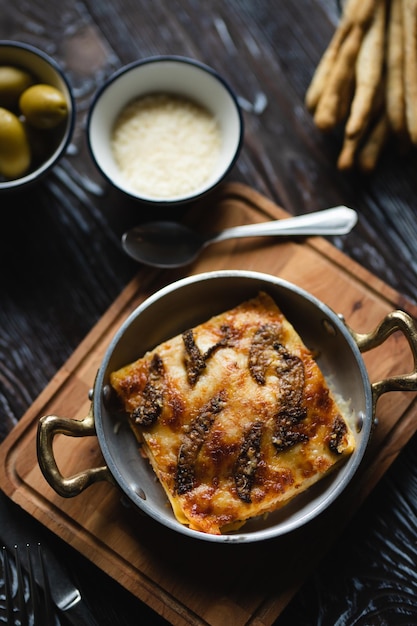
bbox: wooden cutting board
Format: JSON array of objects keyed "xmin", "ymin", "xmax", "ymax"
[{"xmin": 1, "ymin": 182, "xmax": 417, "ymax": 626}]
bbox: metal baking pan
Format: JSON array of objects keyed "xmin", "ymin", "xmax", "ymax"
[{"xmin": 37, "ymin": 270, "xmax": 417, "ymax": 543}]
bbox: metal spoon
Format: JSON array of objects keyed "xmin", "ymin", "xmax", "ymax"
[{"xmin": 121, "ymin": 205, "xmax": 357, "ymax": 268}]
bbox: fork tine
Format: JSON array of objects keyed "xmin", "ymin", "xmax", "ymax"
[
  {"xmin": 27, "ymin": 542, "xmax": 42, "ymax": 624},
  {"xmin": 36, "ymin": 542, "xmax": 54, "ymax": 625},
  {"xmin": 2, "ymin": 546, "xmax": 15, "ymax": 625},
  {"xmin": 14, "ymin": 545, "xmax": 29, "ymax": 626}
]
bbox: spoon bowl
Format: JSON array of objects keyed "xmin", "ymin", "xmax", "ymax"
[{"xmin": 122, "ymin": 206, "xmax": 358, "ymax": 268}]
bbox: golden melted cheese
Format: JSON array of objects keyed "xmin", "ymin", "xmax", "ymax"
[{"xmin": 110, "ymin": 291, "xmax": 355, "ymax": 535}]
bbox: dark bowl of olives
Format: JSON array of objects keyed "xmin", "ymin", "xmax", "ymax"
[{"xmin": 0, "ymin": 40, "xmax": 76, "ymax": 191}]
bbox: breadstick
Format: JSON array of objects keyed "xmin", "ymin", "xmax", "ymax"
[
  {"xmin": 313, "ymin": 24, "xmax": 362, "ymax": 130},
  {"xmin": 305, "ymin": 22, "xmax": 351, "ymax": 112},
  {"xmin": 403, "ymin": 0, "xmax": 417, "ymax": 143},
  {"xmin": 357, "ymin": 111, "xmax": 390, "ymax": 172},
  {"xmin": 337, "ymin": 117, "xmax": 371, "ymax": 170},
  {"xmin": 305, "ymin": 0, "xmax": 377, "ymax": 112},
  {"xmin": 386, "ymin": 0, "xmax": 406, "ymax": 134},
  {"xmin": 337, "ymin": 136, "xmax": 361, "ymax": 170},
  {"xmin": 343, "ymin": 0, "xmax": 379, "ymax": 26},
  {"xmin": 345, "ymin": 0, "xmax": 386, "ymax": 139},
  {"xmin": 338, "ymin": 73, "xmax": 386, "ymax": 170}
]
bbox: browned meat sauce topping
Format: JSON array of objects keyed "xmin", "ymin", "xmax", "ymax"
[
  {"xmin": 131, "ymin": 353, "xmax": 165, "ymax": 426},
  {"xmin": 249, "ymin": 323, "xmax": 283, "ymax": 385},
  {"xmin": 272, "ymin": 416, "xmax": 308, "ymax": 452},
  {"xmin": 234, "ymin": 421, "xmax": 263, "ymax": 503},
  {"xmin": 275, "ymin": 350, "xmax": 306, "ymax": 418},
  {"xmin": 182, "ymin": 328, "xmax": 206, "ymax": 386},
  {"xmin": 182, "ymin": 324, "xmax": 232, "ymax": 386},
  {"xmin": 249, "ymin": 324, "xmax": 308, "ymax": 451},
  {"xmin": 328, "ymin": 415, "xmax": 347, "ymax": 454},
  {"xmin": 272, "ymin": 347, "xmax": 308, "ymax": 450},
  {"xmin": 175, "ymin": 391, "xmax": 227, "ymax": 495}
]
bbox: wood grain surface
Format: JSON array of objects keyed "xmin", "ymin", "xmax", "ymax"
[{"xmin": 2, "ymin": 1, "xmax": 417, "ymax": 625}]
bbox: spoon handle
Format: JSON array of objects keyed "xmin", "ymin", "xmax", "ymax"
[{"xmin": 207, "ymin": 206, "xmax": 358, "ymax": 244}]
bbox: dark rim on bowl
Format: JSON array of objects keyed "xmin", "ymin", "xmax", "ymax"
[
  {"xmin": 86, "ymin": 54, "xmax": 244, "ymax": 206},
  {"xmin": 0, "ymin": 40, "xmax": 76, "ymax": 190}
]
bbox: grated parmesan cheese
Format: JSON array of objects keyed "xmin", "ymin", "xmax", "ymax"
[{"xmin": 111, "ymin": 93, "xmax": 221, "ymax": 198}]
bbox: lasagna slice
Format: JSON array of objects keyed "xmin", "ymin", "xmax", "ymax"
[{"xmin": 110, "ymin": 291, "xmax": 355, "ymax": 535}]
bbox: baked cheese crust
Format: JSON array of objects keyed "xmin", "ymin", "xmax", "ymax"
[{"xmin": 110, "ymin": 291, "xmax": 355, "ymax": 535}]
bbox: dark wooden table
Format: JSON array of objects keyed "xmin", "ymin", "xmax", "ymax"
[{"xmin": 2, "ymin": 1, "xmax": 417, "ymax": 624}]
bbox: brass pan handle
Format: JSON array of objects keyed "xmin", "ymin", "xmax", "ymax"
[
  {"xmin": 348, "ymin": 310, "xmax": 417, "ymax": 412},
  {"xmin": 37, "ymin": 405, "xmax": 114, "ymax": 497}
]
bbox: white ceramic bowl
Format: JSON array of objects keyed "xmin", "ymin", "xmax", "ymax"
[
  {"xmin": 86, "ymin": 55, "xmax": 244, "ymax": 206},
  {"xmin": 0, "ymin": 40, "xmax": 75, "ymax": 192}
]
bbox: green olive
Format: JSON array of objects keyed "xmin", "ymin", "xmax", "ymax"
[
  {"xmin": 0, "ymin": 107, "xmax": 31, "ymax": 179},
  {"xmin": 19, "ymin": 83, "xmax": 68, "ymax": 129},
  {"xmin": 0, "ymin": 66, "xmax": 34, "ymax": 108}
]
